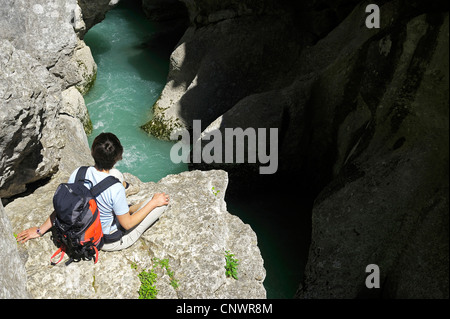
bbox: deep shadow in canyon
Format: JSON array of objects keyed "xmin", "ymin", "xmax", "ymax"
[
  {"xmin": 112, "ymin": 0, "xmax": 448, "ymax": 298},
  {"xmin": 123, "ymin": 0, "xmax": 317, "ymax": 297}
]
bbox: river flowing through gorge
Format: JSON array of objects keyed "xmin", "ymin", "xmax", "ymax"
[
  {"xmin": 83, "ymin": 2, "xmax": 311, "ymax": 299},
  {"xmin": 83, "ymin": 4, "xmax": 187, "ymax": 183}
]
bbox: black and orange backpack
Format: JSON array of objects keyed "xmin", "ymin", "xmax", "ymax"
[{"xmin": 50, "ymin": 166, "xmax": 120, "ymax": 266}]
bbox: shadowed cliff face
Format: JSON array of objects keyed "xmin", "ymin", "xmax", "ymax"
[{"xmin": 142, "ymin": 0, "xmax": 449, "ymax": 298}]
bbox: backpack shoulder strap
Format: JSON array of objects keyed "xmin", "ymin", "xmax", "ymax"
[
  {"xmin": 75, "ymin": 166, "xmax": 89, "ymax": 183},
  {"xmin": 90, "ymin": 176, "xmax": 121, "ymax": 197}
]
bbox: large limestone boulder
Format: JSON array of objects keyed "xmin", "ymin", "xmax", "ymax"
[
  {"xmin": 61, "ymin": 86, "xmax": 93, "ymax": 135},
  {"xmin": 140, "ymin": 3, "xmax": 305, "ymax": 139},
  {"xmin": 1, "ymin": 0, "xmax": 98, "ymax": 198},
  {"xmin": 0, "ymin": 40, "xmax": 61, "ymax": 198},
  {"xmin": 4, "ymin": 169, "xmax": 266, "ymax": 299},
  {"xmin": 0, "ymin": 201, "xmax": 29, "ymax": 298},
  {"xmin": 0, "ymin": 0, "xmax": 95, "ymax": 90}
]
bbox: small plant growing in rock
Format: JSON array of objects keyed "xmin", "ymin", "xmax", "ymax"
[
  {"xmin": 211, "ymin": 186, "xmax": 220, "ymax": 196},
  {"xmin": 138, "ymin": 269, "xmax": 158, "ymax": 299},
  {"xmin": 224, "ymin": 250, "xmax": 239, "ymax": 280},
  {"xmin": 154, "ymin": 257, "xmax": 179, "ymax": 289},
  {"xmin": 136, "ymin": 257, "xmax": 179, "ymax": 299}
]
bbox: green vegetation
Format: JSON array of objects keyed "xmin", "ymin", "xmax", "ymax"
[
  {"xmin": 140, "ymin": 101, "xmax": 182, "ymax": 140},
  {"xmin": 83, "ymin": 112, "xmax": 94, "ymax": 136},
  {"xmin": 75, "ymin": 60, "xmax": 97, "ymax": 96},
  {"xmin": 154, "ymin": 257, "xmax": 179, "ymax": 289},
  {"xmin": 224, "ymin": 250, "xmax": 239, "ymax": 280},
  {"xmin": 141, "ymin": 115, "xmax": 181, "ymax": 140},
  {"xmin": 138, "ymin": 268, "xmax": 158, "ymax": 299},
  {"xmin": 136, "ymin": 257, "xmax": 179, "ymax": 299},
  {"xmin": 211, "ymin": 186, "xmax": 220, "ymax": 196}
]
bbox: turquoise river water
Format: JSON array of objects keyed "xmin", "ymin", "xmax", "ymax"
[
  {"xmin": 84, "ymin": 5, "xmax": 187, "ymax": 182},
  {"xmin": 84, "ymin": 2, "xmax": 310, "ymax": 299}
]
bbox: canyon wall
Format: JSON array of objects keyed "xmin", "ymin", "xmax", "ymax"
[
  {"xmin": 142, "ymin": 0, "xmax": 449, "ymax": 298},
  {"xmin": 0, "ymin": 0, "xmax": 97, "ymax": 199}
]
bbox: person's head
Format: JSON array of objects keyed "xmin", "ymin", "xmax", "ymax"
[{"xmin": 91, "ymin": 133, "xmax": 123, "ymax": 171}]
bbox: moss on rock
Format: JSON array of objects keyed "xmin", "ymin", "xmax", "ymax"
[
  {"xmin": 141, "ymin": 115, "xmax": 182, "ymax": 140},
  {"xmin": 141, "ymin": 99, "xmax": 183, "ymax": 140}
]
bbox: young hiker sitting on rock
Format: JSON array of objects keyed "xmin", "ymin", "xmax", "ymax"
[{"xmin": 16, "ymin": 132, "xmax": 169, "ymax": 251}]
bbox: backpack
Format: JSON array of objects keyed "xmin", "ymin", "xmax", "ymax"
[{"xmin": 50, "ymin": 166, "xmax": 120, "ymax": 266}]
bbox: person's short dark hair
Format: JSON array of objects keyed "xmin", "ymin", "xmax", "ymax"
[{"xmin": 91, "ymin": 133, "xmax": 123, "ymax": 171}]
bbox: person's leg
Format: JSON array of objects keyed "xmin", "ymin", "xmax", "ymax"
[{"xmin": 102, "ymin": 199, "xmax": 167, "ymax": 251}]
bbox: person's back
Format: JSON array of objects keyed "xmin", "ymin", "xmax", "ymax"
[{"xmin": 68, "ymin": 166, "xmax": 128, "ymax": 235}]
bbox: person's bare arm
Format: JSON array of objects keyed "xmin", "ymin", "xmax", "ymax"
[
  {"xmin": 116, "ymin": 192, "xmax": 169, "ymax": 230},
  {"xmin": 16, "ymin": 211, "xmax": 56, "ymax": 243},
  {"xmin": 128, "ymin": 201, "xmax": 144, "ymax": 214}
]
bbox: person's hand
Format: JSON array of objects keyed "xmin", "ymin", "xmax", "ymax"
[
  {"xmin": 16, "ymin": 227, "xmax": 40, "ymax": 243},
  {"xmin": 151, "ymin": 192, "xmax": 170, "ymax": 207}
]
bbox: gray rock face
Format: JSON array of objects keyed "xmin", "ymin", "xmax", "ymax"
[
  {"xmin": 0, "ymin": 0, "xmax": 97, "ymax": 198},
  {"xmin": 0, "ymin": 40, "xmax": 61, "ymax": 198},
  {"xmin": 77, "ymin": 0, "xmax": 119, "ymax": 38},
  {"xmin": 61, "ymin": 86, "xmax": 93, "ymax": 135},
  {"xmin": 141, "ymin": 0, "xmax": 361, "ymax": 140},
  {"xmin": 0, "ymin": 0, "xmax": 77, "ymax": 68},
  {"xmin": 141, "ymin": 10, "xmax": 305, "ymax": 139},
  {"xmin": 0, "ymin": 0, "xmax": 89, "ymax": 88},
  {"xmin": 296, "ymin": 10, "xmax": 449, "ymax": 298},
  {"xmin": 4, "ymin": 167, "xmax": 266, "ymax": 299},
  {"xmin": 0, "ymin": 201, "xmax": 29, "ymax": 299}
]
